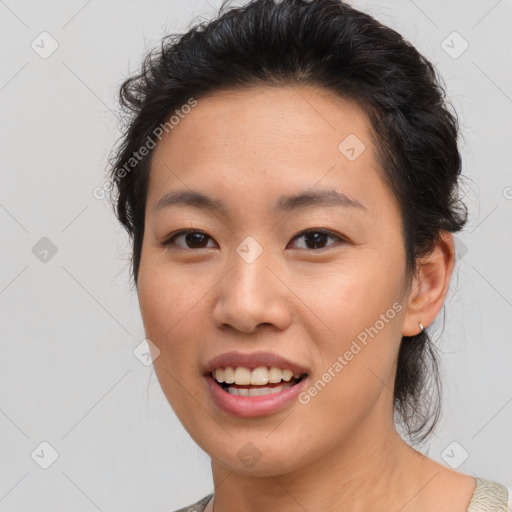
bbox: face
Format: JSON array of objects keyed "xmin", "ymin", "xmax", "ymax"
[{"xmin": 137, "ymin": 85, "xmax": 411, "ymax": 476}]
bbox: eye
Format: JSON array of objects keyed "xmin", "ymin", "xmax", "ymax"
[
  {"xmin": 161, "ymin": 228, "xmax": 345, "ymax": 251},
  {"xmin": 162, "ymin": 230, "xmax": 217, "ymax": 249},
  {"xmin": 288, "ymin": 229, "xmax": 345, "ymax": 250}
]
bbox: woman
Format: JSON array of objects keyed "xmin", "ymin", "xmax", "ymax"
[{"xmin": 108, "ymin": 0, "xmax": 511, "ymax": 510}]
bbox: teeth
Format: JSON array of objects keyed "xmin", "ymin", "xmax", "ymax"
[
  {"xmin": 224, "ymin": 366, "xmax": 235, "ymax": 384},
  {"xmin": 237, "ymin": 387, "xmax": 249, "ymax": 397},
  {"xmin": 234, "ymin": 367, "xmax": 251, "ymax": 385},
  {"xmin": 212, "ymin": 366, "xmax": 304, "ymax": 385},
  {"xmin": 226, "ymin": 380, "xmax": 296, "ymax": 396},
  {"xmin": 268, "ymin": 367, "xmax": 283, "ymax": 383},
  {"xmin": 282, "ymin": 369, "xmax": 293, "ymax": 382},
  {"xmin": 251, "ymin": 367, "xmax": 269, "ymax": 385}
]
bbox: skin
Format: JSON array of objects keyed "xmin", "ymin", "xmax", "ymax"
[{"xmin": 137, "ymin": 85, "xmax": 475, "ymax": 512}]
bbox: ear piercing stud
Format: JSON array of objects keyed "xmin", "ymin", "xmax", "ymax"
[{"xmin": 419, "ymin": 322, "xmax": 424, "ymax": 333}]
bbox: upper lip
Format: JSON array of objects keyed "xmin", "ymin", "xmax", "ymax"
[{"xmin": 204, "ymin": 351, "xmax": 310, "ymax": 376}]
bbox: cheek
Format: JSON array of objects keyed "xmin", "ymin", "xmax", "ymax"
[
  {"xmin": 137, "ymin": 253, "xmax": 207, "ymax": 338},
  {"xmin": 137, "ymin": 266, "xmax": 209, "ymax": 425},
  {"xmin": 297, "ymin": 254, "xmax": 405, "ymax": 342},
  {"xmin": 295, "ymin": 256, "xmax": 405, "ymax": 411},
  {"xmin": 137, "ymin": 256, "xmax": 208, "ymax": 388}
]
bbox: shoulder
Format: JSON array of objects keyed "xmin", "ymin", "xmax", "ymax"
[
  {"xmin": 466, "ymin": 478, "xmax": 511, "ymax": 512},
  {"xmin": 171, "ymin": 493, "xmax": 214, "ymax": 512},
  {"xmin": 411, "ymin": 455, "xmax": 508, "ymax": 512}
]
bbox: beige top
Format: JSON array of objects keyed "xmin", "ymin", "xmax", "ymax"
[{"xmin": 173, "ymin": 478, "xmax": 512, "ymax": 512}]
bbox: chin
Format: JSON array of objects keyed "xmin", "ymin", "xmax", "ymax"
[{"xmin": 203, "ymin": 434, "xmax": 313, "ymax": 477}]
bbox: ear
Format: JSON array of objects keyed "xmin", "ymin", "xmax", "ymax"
[{"xmin": 402, "ymin": 231, "xmax": 456, "ymax": 336}]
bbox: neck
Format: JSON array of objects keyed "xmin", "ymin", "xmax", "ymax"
[{"xmin": 209, "ymin": 417, "xmax": 431, "ymax": 512}]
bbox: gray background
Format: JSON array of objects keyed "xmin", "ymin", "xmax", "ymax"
[{"xmin": 1, "ymin": 0, "xmax": 511, "ymax": 511}]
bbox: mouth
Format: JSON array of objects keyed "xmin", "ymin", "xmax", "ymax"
[
  {"xmin": 203, "ymin": 352, "xmax": 310, "ymax": 417},
  {"xmin": 209, "ymin": 366, "xmax": 308, "ymax": 397}
]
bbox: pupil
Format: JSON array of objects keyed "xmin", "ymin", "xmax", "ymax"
[
  {"xmin": 307, "ymin": 232, "xmax": 327, "ymax": 249},
  {"xmin": 187, "ymin": 232, "xmax": 207, "ymax": 248}
]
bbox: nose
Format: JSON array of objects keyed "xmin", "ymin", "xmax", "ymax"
[{"xmin": 211, "ymin": 249, "xmax": 292, "ymax": 334}]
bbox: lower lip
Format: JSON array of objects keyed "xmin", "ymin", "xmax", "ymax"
[{"xmin": 204, "ymin": 375, "xmax": 308, "ymax": 417}]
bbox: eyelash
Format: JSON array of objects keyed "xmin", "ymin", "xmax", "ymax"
[{"xmin": 161, "ymin": 228, "xmax": 346, "ymax": 251}]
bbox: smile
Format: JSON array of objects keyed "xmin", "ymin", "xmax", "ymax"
[
  {"xmin": 212, "ymin": 365, "xmax": 306, "ymax": 396},
  {"xmin": 205, "ymin": 366, "xmax": 309, "ymax": 417}
]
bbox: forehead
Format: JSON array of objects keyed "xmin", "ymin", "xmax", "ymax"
[
  {"xmin": 152, "ymin": 85, "xmax": 373, "ymax": 160},
  {"xmin": 147, "ymin": 85, "xmax": 386, "ymax": 213}
]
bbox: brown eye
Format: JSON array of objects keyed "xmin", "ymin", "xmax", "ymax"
[
  {"xmin": 163, "ymin": 230, "xmax": 217, "ymax": 249},
  {"xmin": 289, "ymin": 229, "xmax": 344, "ymax": 250}
]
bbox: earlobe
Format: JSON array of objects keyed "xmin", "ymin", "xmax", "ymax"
[{"xmin": 402, "ymin": 231, "xmax": 455, "ymax": 337}]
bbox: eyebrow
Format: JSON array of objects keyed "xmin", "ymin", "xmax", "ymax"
[{"xmin": 152, "ymin": 189, "xmax": 366, "ymax": 216}]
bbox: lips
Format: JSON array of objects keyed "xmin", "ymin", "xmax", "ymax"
[
  {"xmin": 203, "ymin": 351, "xmax": 310, "ymax": 417},
  {"xmin": 204, "ymin": 350, "xmax": 310, "ymax": 376}
]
